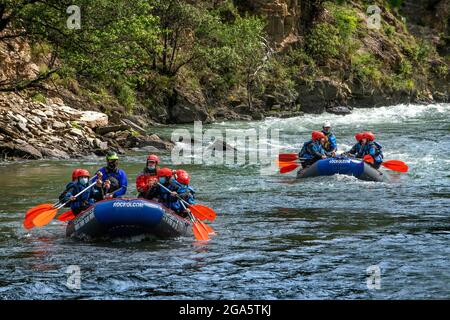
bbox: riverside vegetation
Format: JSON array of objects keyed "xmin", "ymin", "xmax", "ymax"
[{"xmin": 0, "ymin": 0, "xmax": 448, "ymax": 159}]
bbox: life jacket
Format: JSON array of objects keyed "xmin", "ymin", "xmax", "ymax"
[
  {"xmin": 98, "ymin": 167, "xmax": 128, "ymax": 197},
  {"xmin": 299, "ymin": 140, "xmax": 324, "ymax": 159},
  {"xmin": 359, "ymin": 141, "xmax": 384, "ymax": 162},
  {"xmin": 172, "ymin": 180, "xmax": 195, "ymax": 205},
  {"xmin": 136, "ymin": 170, "xmax": 158, "ymax": 195},
  {"xmin": 63, "ymin": 182, "xmax": 96, "ymax": 212},
  {"xmin": 322, "ymin": 131, "xmax": 337, "ymax": 152},
  {"xmin": 157, "ymin": 182, "xmax": 179, "ymax": 207},
  {"xmin": 58, "ymin": 182, "xmax": 76, "ymax": 207}
]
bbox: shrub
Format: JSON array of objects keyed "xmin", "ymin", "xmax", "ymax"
[
  {"xmin": 351, "ymin": 52, "xmax": 383, "ymax": 86},
  {"xmin": 306, "ymin": 23, "xmax": 340, "ymax": 62},
  {"xmin": 117, "ymin": 83, "xmax": 136, "ymax": 114}
]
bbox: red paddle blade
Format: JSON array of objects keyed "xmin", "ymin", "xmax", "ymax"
[
  {"xmin": 58, "ymin": 210, "xmax": 76, "ymax": 222},
  {"xmin": 382, "ymin": 160, "xmax": 409, "ymax": 173},
  {"xmin": 192, "ymin": 221, "xmax": 210, "ymax": 241},
  {"xmin": 279, "ymin": 153, "xmax": 298, "ymax": 162},
  {"xmin": 25, "ymin": 204, "xmax": 54, "ymax": 218},
  {"xmin": 280, "ymin": 163, "xmax": 300, "ymax": 174},
  {"xmin": 190, "ymin": 204, "xmax": 216, "ymax": 221},
  {"xmin": 363, "ymin": 155, "xmax": 374, "ymax": 163},
  {"xmin": 32, "ymin": 209, "xmax": 58, "ymax": 227}
]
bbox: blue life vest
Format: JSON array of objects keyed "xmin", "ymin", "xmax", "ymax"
[
  {"xmin": 172, "ymin": 180, "xmax": 196, "ymax": 206},
  {"xmin": 94, "ymin": 167, "xmax": 128, "ymax": 197},
  {"xmin": 359, "ymin": 141, "xmax": 384, "ymax": 163},
  {"xmin": 62, "ymin": 181, "xmax": 101, "ymax": 214},
  {"xmin": 299, "ymin": 140, "xmax": 325, "ymax": 159}
]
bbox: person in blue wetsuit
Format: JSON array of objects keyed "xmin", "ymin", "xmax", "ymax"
[
  {"xmin": 94, "ymin": 151, "xmax": 128, "ymax": 199},
  {"xmin": 359, "ymin": 131, "xmax": 384, "ymax": 169},
  {"xmin": 61, "ymin": 169, "xmax": 104, "ymax": 216},
  {"xmin": 322, "ymin": 121, "xmax": 337, "ymax": 157},
  {"xmin": 144, "ymin": 167, "xmax": 180, "ymax": 210},
  {"xmin": 298, "ymin": 131, "xmax": 327, "ymax": 168},
  {"xmin": 345, "ymin": 132, "xmax": 365, "ymax": 157},
  {"xmin": 171, "ymin": 169, "xmax": 196, "ymax": 217}
]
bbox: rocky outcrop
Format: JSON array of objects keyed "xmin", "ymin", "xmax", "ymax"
[
  {"xmin": 168, "ymin": 86, "xmax": 211, "ymax": 124},
  {"xmin": 0, "ymin": 32, "xmax": 40, "ymax": 89},
  {"xmin": 0, "ymin": 93, "xmax": 174, "ymax": 161},
  {"xmin": 235, "ymin": 0, "xmax": 301, "ymax": 48}
]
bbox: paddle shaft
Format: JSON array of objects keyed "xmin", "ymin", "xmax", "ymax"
[
  {"xmin": 52, "ymin": 176, "xmax": 98, "ymax": 208},
  {"xmin": 157, "ymin": 182, "xmax": 192, "ymax": 209},
  {"xmin": 56, "ymin": 180, "xmax": 98, "ymax": 209}
]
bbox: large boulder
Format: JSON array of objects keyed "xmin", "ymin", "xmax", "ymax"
[
  {"xmin": 14, "ymin": 143, "xmax": 42, "ymax": 159},
  {"xmin": 168, "ymin": 87, "xmax": 210, "ymax": 124},
  {"xmin": 296, "ymin": 78, "xmax": 350, "ymax": 113},
  {"xmin": 79, "ymin": 110, "xmax": 108, "ymax": 129}
]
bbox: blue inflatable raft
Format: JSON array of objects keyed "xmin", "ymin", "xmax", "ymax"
[
  {"xmin": 296, "ymin": 157, "xmax": 384, "ymax": 182},
  {"xmin": 66, "ymin": 198, "xmax": 192, "ymax": 239}
]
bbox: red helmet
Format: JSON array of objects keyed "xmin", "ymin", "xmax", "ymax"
[
  {"xmin": 312, "ymin": 131, "xmax": 326, "ymax": 141},
  {"xmin": 363, "ymin": 131, "xmax": 375, "ymax": 141},
  {"xmin": 147, "ymin": 154, "xmax": 160, "ymax": 164},
  {"xmin": 72, "ymin": 168, "xmax": 82, "ymax": 181},
  {"xmin": 175, "ymin": 169, "xmax": 190, "ymax": 185},
  {"xmin": 157, "ymin": 167, "xmax": 173, "ymax": 178},
  {"xmin": 355, "ymin": 133, "xmax": 363, "ymax": 141},
  {"xmin": 73, "ymin": 169, "xmax": 90, "ymax": 180}
]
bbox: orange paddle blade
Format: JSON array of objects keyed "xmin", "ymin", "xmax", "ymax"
[
  {"xmin": 280, "ymin": 163, "xmax": 300, "ymax": 174},
  {"xmin": 32, "ymin": 209, "xmax": 58, "ymax": 227},
  {"xmin": 23, "ymin": 205, "xmax": 56, "ymax": 229},
  {"xmin": 25, "ymin": 204, "xmax": 54, "ymax": 218},
  {"xmin": 58, "ymin": 210, "xmax": 76, "ymax": 222},
  {"xmin": 382, "ymin": 160, "xmax": 409, "ymax": 173},
  {"xmin": 192, "ymin": 221, "xmax": 210, "ymax": 241},
  {"xmin": 279, "ymin": 153, "xmax": 298, "ymax": 162},
  {"xmin": 276, "ymin": 160, "xmax": 296, "ymax": 168},
  {"xmin": 199, "ymin": 221, "xmax": 216, "ymax": 236},
  {"xmin": 190, "ymin": 204, "xmax": 216, "ymax": 221}
]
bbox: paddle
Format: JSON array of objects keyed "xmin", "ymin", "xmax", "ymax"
[
  {"xmin": 57, "ymin": 210, "xmax": 76, "ymax": 222},
  {"xmin": 279, "ymin": 153, "xmax": 299, "ymax": 162},
  {"xmin": 179, "ymin": 200, "xmax": 210, "ymax": 241},
  {"xmin": 189, "ymin": 204, "xmax": 216, "ymax": 222},
  {"xmin": 280, "ymin": 163, "xmax": 301, "ymax": 174},
  {"xmin": 363, "ymin": 155, "xmax": 409, "ymax": 173},
  {"xmin": 157, "ymin": 182, "xmax": 216, "ymax": 237},
  {"xmin": 25, "ymin": 180, "xmax": 98, "ymax": 229},
  {"xmin": 176, "ymin": 201, "xmax": 216, "ymax": 235},
  {"xmin": 156, "ymin": 183, "xmax": 216, "ymax": 222},
  {"xmin": 276, "ymin": 160, "xmax": 297, "ymax": 168}
]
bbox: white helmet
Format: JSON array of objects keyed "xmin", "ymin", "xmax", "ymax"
[{"xmin": 323, "ymin": 121, "xmax": 331, "ymax": 128}]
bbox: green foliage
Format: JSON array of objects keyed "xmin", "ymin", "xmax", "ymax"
[
  {"xmin": 116, "ymin": 83, "xmax": 137, "ymax": 114},
  {"xmin": 384, "ymin": 24, "xmax": 396, "ymax": 38},
  {"xmin": 351, "ymin": 52, "xmax": 383, "ymax": 86},
  {"xmin": 306, "ymin": 23, "xmax": 340, "ymax": 62},
  {"xmin": 31, "ymin": 93, "xmax": 47, "ymax": 104},
  {"xmin": 331, "ymin": 4, "xmax": 359, "ymax": 41},
  {"xmin": 70, "ymin": 121, "xmax": 82, "ymax": 129}
]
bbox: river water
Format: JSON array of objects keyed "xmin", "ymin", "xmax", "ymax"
[{"xmin": 0, "ymin": 103, "xmax": 449, "ymax": 299}]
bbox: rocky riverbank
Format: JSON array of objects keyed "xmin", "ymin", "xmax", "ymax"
[{"xmin": 0, "ymin": 93, "xmax": 174, "ymax": 161}]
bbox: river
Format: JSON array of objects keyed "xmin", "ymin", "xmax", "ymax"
[{"xmin": 0, "ymin": 103, "xmax": 449, "ymax": 299}]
